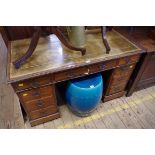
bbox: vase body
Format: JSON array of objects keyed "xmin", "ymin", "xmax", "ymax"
[
  {"xmin": 66, "ymin": 73, "xmax": 103, "ymax": 116},
  {"xmin": 68, "ymin": 26, "xmax": 86, "ymax": 48}
]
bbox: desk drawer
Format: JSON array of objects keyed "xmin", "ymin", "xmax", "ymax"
[
  {"xmin": 54, "ymin": 60, "xmax": 117, "ymax": 82},
  {"xmin": 29, "ymin": 106, "xmax": 58, "ymax": 120},
  {"xmin": 113, "ymin": 64, "xmax": 135, "ymax": 78},
  {"xmin": 118, "ymin": 54, "xmax": 140, "ymax": 66},
  {"xmin": 24, "ymin": 96, "xmax": 56, "ymax": 112},
  {"xmin": 18, "ymin": 85, "xmax": 53, "ymax": 102},
  {"xmin": 108, "ymin": 82, "xmax": 127, "ymax": 95},
  {"xmin": 111, "ymin": 75, "xmax": 130, "ymax": 86},
  {"xmin": 54, "ymin": 66, "xmax": 88, "ymax": 82},
  {"xmin": 89, "ymin": 60, "xmax": 117, "ymax": 73},
  {"xmin": 13, "ymin": 75, "xmax": 53, "ymax": 91}
]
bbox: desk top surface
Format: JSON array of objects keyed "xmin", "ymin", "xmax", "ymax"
[{"xmin": 8, "ymin": 30, "xmax": 141, "ymax": 82}]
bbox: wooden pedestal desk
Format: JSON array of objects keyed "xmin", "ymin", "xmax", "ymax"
[{"xmin": 6, "ymin": 30, "xmax": 144, "ymax": 126}]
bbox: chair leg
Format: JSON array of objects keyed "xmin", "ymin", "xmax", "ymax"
[
  {"xmin": 13, "ymin": 27, "xmax": 41, "ymax": 69},
  {"xmin": 101, "ymin": 26, "xmax": 111, "ymax": 54}
]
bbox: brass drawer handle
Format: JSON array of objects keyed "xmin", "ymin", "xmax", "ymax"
[
  {"xmin": 99, "ymin": 64, "xmax": 106, "ymax": 70},
  {"xmin": 67, "ymin": 72, "xmax": 75, "ymax": 78},
  {"xmin": 125, "ymin": 57, "xmax": 129, "ymax": 63},
  {"xmin": 121, "ymin": 65, "xmax": 134, "ymax": 71},
  {"xmin": 37, "ymin": 101, "xmax": 44, "ymax": 107},
  {"xmin": 31, "ymin": 81, "xmax": 40, "ymax": 88},
  {"xmin": 33, "ymin": 91, "xmax": 40, "ymax": 97},
  {"xmin": 121, "ymin": 66, "xmax": 129, "ymax": 71},
  {"xmin": 41, "ymin": 111, "xmax": 47, "ymax": 116},
  {"xmin": 84, "ymin": 69, "xmax": 90, "ymax": 75},
  {"xmin": 22, "ymin": 93, "xmax": 28, "ymax": 97},
  {"xmin": 121, "ymin": 67, "xmax": 127, "ymax": 71},
  {"xmin": 18, "ymin": 83, "xmax": 24, "ymax": 87}
]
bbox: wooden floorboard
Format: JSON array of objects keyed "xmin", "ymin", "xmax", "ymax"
[
  {"xmin": 103, "ymin": 100, "xmax": 126, "ymax": 129},
  {"xmin": 59, "ymin": 105, "xmax": 75, "ymax": 129},
  {"xmin": 96, "ymin": 102, "xmax": 116, "ymax": 129},
  {"xmin": 34, "ymin": 124, "xmax": 44, "ymax": 129},
  {"xmin": 53, "ymin": 117, "xmax": 65, "ymax": 129},
  {"xmin": 70, "ymin": 111, "xmax": 86, "ymax": 129},
  {"xmin": 110, "ymin": 98, "xmax": 139, "ymax": 129},
  {"xmin": 121, "ymin": 97, "xmax": 147, "ymax": 129},
  {"xmin": 136, "ymin": 88, "xmax": 155, "ymax": 117},
  {"xmin": 91, "ymin": 109, "xmax": 107, "ymax": 129},
  {"xmin": 25, "ymin": 120, "xmax": 33, "ymax": 129},
  {"xmin": 133, "ymin": 92, "xmax": 155, "ymax": 128},
  {"xmin": 124, "ymin": 90, "xmax": 155, "ymax": 129},
  {"xmin": 82, "ymin": 113, "xmax": 97, "ymax": 129},
  {"xmin": 121, "ymin": 95, "xmax": 152, "ymax": 129},
  {"xmin": 43, "ymin": 120, "xmax": 55, "ymax": 129}
]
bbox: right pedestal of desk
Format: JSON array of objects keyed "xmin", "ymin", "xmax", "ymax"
[{"xmin": 103, "ymin": 54, "xmax": 140, "ymax": 102}]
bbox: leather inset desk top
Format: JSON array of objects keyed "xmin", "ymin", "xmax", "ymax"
[{"xmin": 8, "ymin": 30, "xmax": 141, "ymax": 82}]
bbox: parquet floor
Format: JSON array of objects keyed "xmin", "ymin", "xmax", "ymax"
[{"xmin": 1, "ymin": 34, "xmax": 155, "ymax": 129}]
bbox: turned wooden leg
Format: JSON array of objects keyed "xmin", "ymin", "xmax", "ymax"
[
  {"xmin": 101, "ymin": 26, "xmax": 111, "ymax": 54},
  {"xmin": 53, "ymin": 27, "xmax": 86, "ymax": 56},
  {"xmin": 13, "ymin": 27, "xmax": 41, "ymax": 69}
]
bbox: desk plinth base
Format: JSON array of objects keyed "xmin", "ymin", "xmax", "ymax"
[
  {"xmin": 30, "ymin": 112, "xmax": 60, "ymax": 127},
  {"xmin": 103, "ymin": 91, "xmax": 126, "ymax": 102}
]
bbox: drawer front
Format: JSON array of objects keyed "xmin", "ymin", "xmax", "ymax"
[
  {"xmin": 111, "ymin": 75, "xmax": 130, "ymax": 86},
  {"xmin": 13, "ymin": 75, "xmax": 53, "ymax": 91},
  {"xmin": 24, "ymin": 96, "xmax": 56, "ymax": 112},
  {"xmin": 108, "ymin": 82, "xmax": 127, "ymax": 95},
  {"xmin": 29, "ymin": 106, "xmax": 58, "ymax": 120},
  {"xmin": 54, "ymin": 66, "xmax": 88, "ymax": 82},
  {"xmin": 18, "ymin": 86, "xmax": 53, "ymax": 102},
  {"xmin": 118, "ymin": 54, "xmax": 140, "ymax": 66},
  {"xmin": 54, "ymin": 60, "xmax": 117, "ymax": 82},
  {"xmin": 71, "ymin": 67, "xmax": 89, "ymax": 77},
  {"xmin": 104, "ymin": 60, "xmax": 117, "ymax": 70},
  {"xmin": 113, "ymin": 64, "xmax": 135, "ymax": 78},
  {"xmin": 89, "ymin": 60, "xmax": 117, "ymax": 73}
]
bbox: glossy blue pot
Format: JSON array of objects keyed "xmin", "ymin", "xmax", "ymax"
[{"xmin": 66, "ymin": 73, "xmax": 103, "ymax": 116}]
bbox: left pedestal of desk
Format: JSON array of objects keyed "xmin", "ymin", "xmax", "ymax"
[{"xmin": 11, "ymin": 75, "xmax": 60, "ymax": 127}]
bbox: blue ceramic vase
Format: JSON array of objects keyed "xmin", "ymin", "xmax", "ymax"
[{"xmin": 66, "ymin": 73, "xmax": 103, "ymax": 116}]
